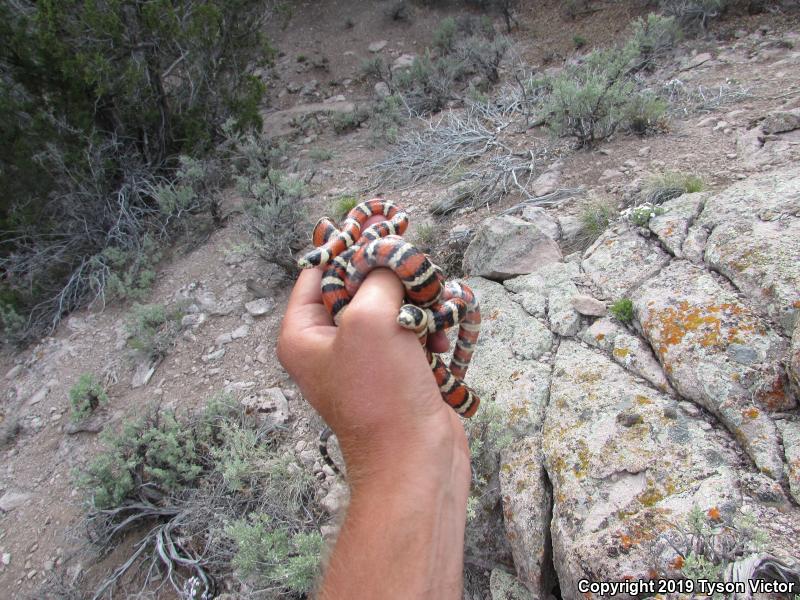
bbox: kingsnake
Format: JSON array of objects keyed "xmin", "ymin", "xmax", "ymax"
[{"xmin": 297, "ymin": 199, "xmax": 482, "ymax": 473}]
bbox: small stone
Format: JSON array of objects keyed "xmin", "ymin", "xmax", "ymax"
[
  {"xmin": 203, "ymin": 348, "xmax": 226, "ymax": 362},
  {"xmin": 230, "ymin": 324, "xmax": 250, "ymax": 340},
  {"xmin": 713, "ymin": 120, "xmax": 729, "ymax": 131},
  {"xmin": 5, "ymin": 365, "xmax": 22, "ymax": 380},
  {"xmin": 0, "ymin": 490, "xmax": 32, "ymax": 512},
  {"xmin": 638, "ymin": 146, "xmax": 651, "ymax": 157},
  {"xmin": 616, "ymin": 411, "xmax": 643, "ymax": 427},
  {"xmin": 245, "ymin": 298, "xmax": 273, "ymax": 317},
  {"xmin": 374, "ymin": 81, "xmax": 390, "ymax": 98},
  {"xmin": 215, "ymin": 332, "xmax": 233, "ymax": 346},
  {"xmin": 26, "ymin": 386, "xmax": 49, "ymax": 406},
  {"xmin": 368, "ymin": 40, "xmax": 388, "ymax": 53},
  {"xmin": 1, "ymin": 553, "xmax": 10, "ymax": 566},
  {"xmin": 599, "ymin": 169, "xmax": 623, "ymax": 181},
  {"xmin": 27, "ymin": 570, "xmax": 36, "ymax": 580},
  {"xmin": 181, "ymin": 313, "xmax": 206, "ymax": 329},
  {"xmin": 391, "ymin": 53, "xmax": 416, "ymax": 71},
  {"xmin": 571, "ymin": 295, "xmax": 607, "ymax": 317}
]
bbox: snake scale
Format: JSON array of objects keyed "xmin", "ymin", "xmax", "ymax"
[{"xmin": 297, "ymin": 199, "xmax": 482, "ymax": 474}]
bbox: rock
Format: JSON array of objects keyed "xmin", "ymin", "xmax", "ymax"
[
  {"xmin": 489, "ymin": 568, "xmax": 536, "ymax": 600},
  {"xmin": 543, "ymin": 341, "xmax": 800, "ymax": 597},
  {"xmin": 638, "ymin": 146, "xmax": 651, "ymax": 157},
  {"xmin": 499, "ymin": 439, "xmax": 554, "ymax": 598},
  {"xmin": 460, "ymin": 278, "xmax": 553, "ymax": 571},
  {"xmin": 391, "ymin": 53, "xmax": 416, "ymax": 71},
  {"xmin": 300, "ymin": 79, "xmax": 318, "ymax": 96},
  {"xmin": 241, "ymin": 388, "xmax": 290, "ymax": 427},
  {"xmin": 599, "ymin": 169, "xmax": 623, "ymax": 181},
  {"xmin": 581, "ymin": 226, "xmax": 670, "ymax": 299},
  {"xmin": 245, "ymin": 298, "xmax": 273, "ymax": 317},
  {"xmin": 683, "ymin": 52, "xmax": 713, "ymax": 70},
  {"xmin": 0, "ymin": 490, "xmax": 32, "ymax": 512},
  {"xmin": 582, "ymin": 318, "xmax": 673, "ymax": 393},
  {"xmin": 761, "ymin": 109, "xmax": 800, "ymax": 134},
  {"xmin": 504, "ymin": 263, "xmax": 582, "ymax": 337},
  {"xmin": 520, "ymin": 207, "xmax": 559, "ymax": 240},
  {"xmin": 64, "ymin": 414, "xmax": 105, "ymax": 435},
  {"xmin": 1, "ymin": 553, "xmax": 9, "ymax": 566},
  {"xmin": 778, "ymin": 421, "xmax": 800, "ymax": 503},
  {"xmin": 647, "ymin": 192, "xmax": 709, "ymax": 258},
  {"xmin": 634, "ymin": 261, "xmax": 791, "ymax": 478},
  {"xmin": 215, "ymin": 332, "xmax": 233, "ymax": 346},
  {"xmin": 368, "ymin": 40, "xmax": 388, "ymax": 52},
  {"xmin": 231, "ymin": 324, "xmax": 250, "ymax": 340},
  {"xmin": 531, "ymin": 170, "xmax": 561, "ymax": 197},
  {"xmin": 202, "ymin": 348, "xmax": 226, "ymax": 362},
  {"xmin": 286, "ymin": 81, "xmax": 301, "ymax": 93},
  {"xmin": 26, "ymin": 386, "xmax": 49, "ymax": 406},
  {"xmin": 571, "ymin": 294, "xmax": 606, "ymax": 317},
  {"xmin": 5, "ymin": 365, "xmax": 22, "ymax": 380},
  {"xmin": 374, "ymin": 81, "xmax": 390, "ymax": 98},
  {"xmin": 131, "ymin": 360, "xmax": 157, "ymax": 388},
  {"xmin": 181, "ymin": 313, "xmax": 206, "ymax": 329},
  {"xmin": 698, "ymin": 167, "xmax": 800, "ymax": 335},
  {"xmin": 320, "ymin": 482, "xmax": 349, "ymax": 515},
  {"xmin": 463, "ymin": 215, "xmax": 562, "ymax": 281},
  {"xmin": 790, "ymin": 318, "xmax": 800, "ymax": 393},
  {"xmin": 557, "ymin": 215, "xmax": 583, "ymax": 249}
]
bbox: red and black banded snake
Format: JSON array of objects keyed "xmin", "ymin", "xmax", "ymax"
[
  {"xmin": 298, "ymin": 199, "xmax": 481, "ymax": 414},
  {"xmin": 298, "ymin": 199, "xmax": 481, "ymax": 473}
]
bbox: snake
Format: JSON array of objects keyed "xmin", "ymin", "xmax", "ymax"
[{"xmin": 297, "ymin": 199, "xmax": 482, "ymax": 474}]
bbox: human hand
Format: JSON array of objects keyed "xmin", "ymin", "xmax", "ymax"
[{"xmin": 277, "ymin": 267, "xmax": 470, "ymax": 490}]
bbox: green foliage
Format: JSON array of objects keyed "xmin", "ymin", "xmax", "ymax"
[
  {"xmin": 223, "ymin": 126, "xmax": 308, "ymax": 274},
  {"xmin": 76, "ymin": 392, "xmax": 325, "ymax": 598},
  {"xmin": 643, "ymin": 171, "xmax": 705, "ymax": 205},
  {"xmin": 626, "ymin": 14, "xmax": 682, "ymax": 71},
  {"xmin": 332, "ymin": 196, "xmax": 360, "ymax": 220},
  {"xmin": 226, "ymin": 513, "xmax": 323, "ymax": 594},
  {"xmin": 573, "ymin": 35, "xmax": 587, "ymax": 49},
  {"xmin": 659, "ymin": 0, "xmax": 728, "ymax": 32},
  {"xmin": 0, "ymin": 0, "xmax": 273, "ymax": 343},
  {"xmin": 369, "ymin": 94, "xmax": 407, "ymax": 144},
  {"xmin": 682, "ymin": 550, "xmax": 723, "ymax": 583},
  {"xmin": 578, "ymin": 199, "xmax": 618, "ymax": 246},
  {"xmin": 331, "ymin": 107, "xmax": 370, "ymax": 134},
  {"xmin": 69, "ymin": 373, "xmax": 109, "ymax": 422},
  {"xmin": 623, "ymin": 92, "xmax": 669, "ymax": 135},
  {"xmin": 414, "ymin": 223, "xmax": 437, "ymax": 251},
  {"xmin": 126, "ymin": 303, "xmax": 183, "ymax": 361},
  {"xmin": 626, "ymin": 203, "xmax": 666, "ymax": 227},
  {"xmin": 78, "ymin": 395, "xmax": 238, "ymax": 510},
  {"xmin": 610, "ymin": 299, "xmax": 634, "ymax": 324},
  {"xmin": 308, "ymin": 147, "xmax": 334, "ymax": 162}
]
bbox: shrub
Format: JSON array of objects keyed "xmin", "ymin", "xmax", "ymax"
[
  {"xmin": 369, "ymin": 94, "xmax": 407, "ymax": 144},
  {"xmin": 578, "ymin": 199, "xmax": 618, "ymax": 246},
  {"xmin": 642, "ymin": 171, "xmax": 705, "ymax": 205},
  {"xmin": 333, "ymin": 196, "xmax": 360, "ymax": 220},
  {"xmin": 126, "ymin": 303, "xmax": 183, "ymax": 362},
  {"xmin": 226, "ymin": 513, "xmax": 324, "ymax": 594},
  {"xmin": 331, "ymin": 107, "xmax": 370, "ymax": 134},
  {"xmin": 610, "ymin": 299, "xmax": 634, "ymax": 324},
  {"xmin": 77, "ymin": 394, "xmax": 325, "ymax": 598},
  {"xmin": 625, "ymin": 203, "xmax": 667, "ymax": 227},
  {"xmin": 573, "ymin": 35, "xmax": 587, "ymax": 49},
  {"xmin": 69, "ymin": 374, "xmax": 109, "ymax": 422},
  {"xmin": 0, "ymin": 1, "xmax": 274, "ymax": 344},
  {"xmin": 623, "ymin": 92, "xmax": 669, "ymax": 135},
  {"xmin": 308, "ymin": 147, "xmax": 334, "ymax": 161},
  {"xmin": 626, "ymin": 14, "xmax": 682, "ymax": 72},
  {"xmin": 659, "ymin": 0, "xmax": 727, "ymax": 32}
]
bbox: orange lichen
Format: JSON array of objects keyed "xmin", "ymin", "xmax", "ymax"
[
  {"xmin": 613, "ymin": 347, "xmax": 630, "ymax": 359},
  {"xmin": 742, "ymin": 407, "xmax": 760, "ymax": 420},
  {"xmin": 645, "ymin": 300, "xmax": 760, "ymax": 356},
  {"xmin": 756, "ymin": 377, "xmax": 790, "ymax": 412},
  {"xmin": 671, "ymin": 555, "xmax": 685, "ymax": 570},
  {"xmin": 635, "ymin": 395, "xmax": 653, "ymax": 405},
  {"xmin": 707, "ymin": 507, "xmax": 721, "ymax": 521},
  {"xmin": 595, "ymin": 333, "xmax": 606, "ymax": 341},
  {"xmin": 619, "ymin": 533, "xmax": 634, "ymax": 550}
]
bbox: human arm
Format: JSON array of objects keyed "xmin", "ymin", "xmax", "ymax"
[{"xmin": 277, "ymin": 267, "xmax": 471, "ymax": 599}]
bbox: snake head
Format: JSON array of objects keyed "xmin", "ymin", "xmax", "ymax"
[{"xmin": 397, "ymin": 304, "xmax": 428, "ymax": 333}]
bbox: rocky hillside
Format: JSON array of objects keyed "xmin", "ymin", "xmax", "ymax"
[{"xmin": 1, "ymin": 1, "xmax": 800, "ymax": 598}]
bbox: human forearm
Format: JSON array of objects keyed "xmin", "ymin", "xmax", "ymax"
[{"xmin": 318, "ymin": 435, "xmax": 470, "ymax": 600}]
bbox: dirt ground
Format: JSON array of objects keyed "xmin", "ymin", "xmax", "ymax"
[{"xmin": 1, "ymin": 0, "xmax": 799, "ymax": 597}]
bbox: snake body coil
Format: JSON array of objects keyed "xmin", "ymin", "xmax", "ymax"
[{"xmin": 297, "ymin": 199, "xmax": 482, "ymax": 472}]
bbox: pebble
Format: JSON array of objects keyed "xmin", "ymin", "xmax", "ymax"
[
  {"xmin": 245, "ymin": 298, "xmax": 273, "ymax": 317},
  {"xmin": 1, "ymin": 553, "xmax": 10, "ymax": 566}
]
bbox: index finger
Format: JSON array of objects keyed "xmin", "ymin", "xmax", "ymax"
[{"xmin": 281, "ymin": 267, "xmax": 334, "ymax": 332}]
